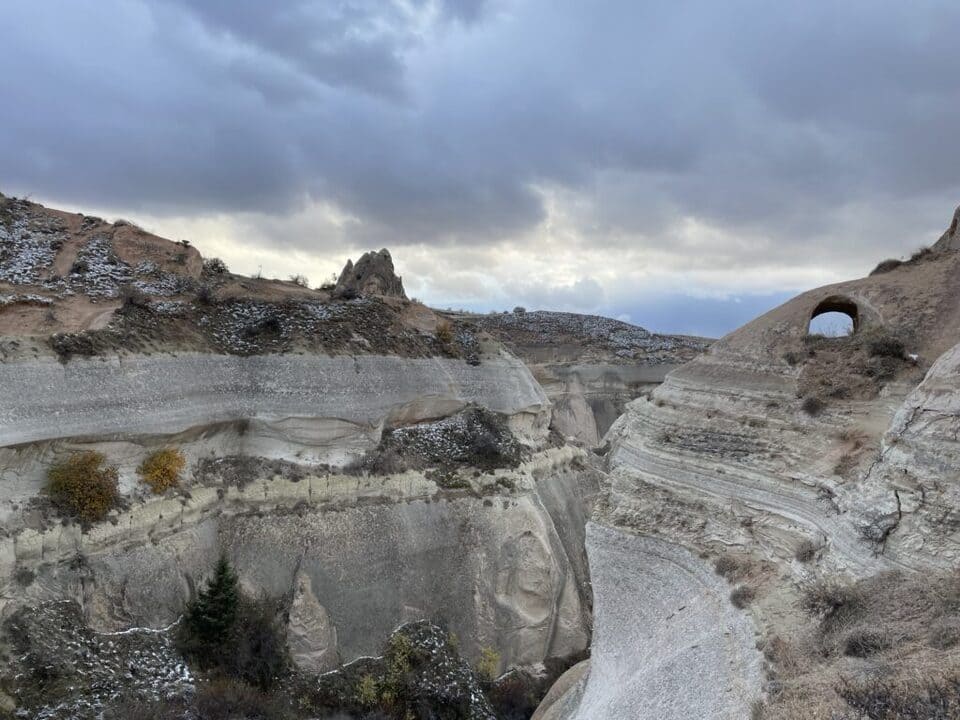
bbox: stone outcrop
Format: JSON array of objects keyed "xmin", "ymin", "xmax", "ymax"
[
  {"xmin": 935, "ymin": 203, "xmax": 960, "ymax": 250},
  {"xmin": 0, "ymin": 194, "xmax": 605, "ymax": 718},
  {"xmin": 460, "ymin": 310, "xmax": 710, "ymax": 446},
  {"xmin": 334, "ymin": 248, "xmax": 407, "ymax": 299}
]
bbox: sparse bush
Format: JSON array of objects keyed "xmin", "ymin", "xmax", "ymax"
[
  {"xmin": 202, "ymin": 257, "xmax": 228, "ymax": 276},
  {"xmin": 783, "ymin": 350, "xmax": 803, "ymax": 366},
  {"xmin": 714, "ymin": 554, "xmax": 744, "ymax": 581},
  {"xmin": 119, "ymin": 283, "xmax": 149, "ymax": 310},
  {"xmin": 435, "ymin": 319, "xmax": 454, "ymax": 344},
  {"xmin": 357, "ymin": 674, "xmax": 379, "ymax": 707},
  {"xmin": 242, "ymin": 315, "xmax": 282, "ymax": 338},
  {"xmin": 46, "ymin": 451, "xmax": 120, "ymax": 523},
  {"xmin": 928, "ymin": 619, "xmax": 960, "ymax": 650},
  {"xmin": 837, "ymin": 675, "xmax": 960, "ymax": 719},
  {"xmin": 288, "ymin": 273, "xmax": 309, "ymax": 287},
  {"xmin": 802, "ymin": 396, "xmax": 825, "ymax": 416},
  {"xmin": 138, "ymin": 447, "xmax": 185, "ymax": 494},
  {"xmin": 795, "ymin": 539, "xmax": 818, "ymax": 563},
  {"xmin": 196, "ymin": 284, "xmax": 216, "ymax": 305},
  {"xmin": 731, "ymin": 585, "xmax": 756, "ymax": 609},
  {"xmin": 476, "ymin": 646, "xmax": 501, "ymax": 682},
  {"xmin": 513, "ymin": 306, "xmax": 526, "ymax": 314},
  {"xmin": 70, "ymin": 258, "xmax": 89, "ymax": 275},
  {"xmin": 909, "ymin": 246, "xmax": 933, "ymax": 263},
  {"xmin": 870, "ymin": 258, "xmax": 903, "ymax": 275},
  {"xmin": 802, "ymin": 580, "xmax": 864, "ymax": 625},
  {"xmin": 843, "ymin": 628, "xmax": 892, "ymax": 657},
  {"xmin": 868, "ymin": 335, "xmax": 905, "ymax": 359}
]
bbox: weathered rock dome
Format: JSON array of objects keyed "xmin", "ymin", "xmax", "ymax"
[{"xmin": 334, "ymin": 247, "xmax": 406, "ymax": 299}]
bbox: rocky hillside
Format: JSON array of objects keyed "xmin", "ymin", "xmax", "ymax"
[
  {"xmin": 0, "ymin": 194, "xmax": 603, "ymax": 719},
  {"xmin": 538, "ymin": 205, "xmax": 960, "ymax": 719},
  {"xmin": 456, "ymin": 310, "xmax": 710, "ymax": 446}
]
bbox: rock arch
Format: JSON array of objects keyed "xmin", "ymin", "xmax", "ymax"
[{"xmin": 808, "ymin": 295, "xmax": 859, "ymax": 336}]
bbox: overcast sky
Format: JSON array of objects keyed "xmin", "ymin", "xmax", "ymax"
[{"xmin": 3, "ymin": 1, "xmax": 959, "ymax": 336}]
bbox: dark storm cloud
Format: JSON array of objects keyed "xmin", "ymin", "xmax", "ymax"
[{"xmin": 2, "ymin": 0, "xmax": 959, "ymax": 266}]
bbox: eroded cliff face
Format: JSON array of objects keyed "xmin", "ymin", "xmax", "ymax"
[
  {"xmin": 542, "ymin": 216, "xmax": 960, "ymax": 719},
  {"xmin": 0, "ymin": 341, "xmax": 599, "ymax": 673},
  {"xmin": 459, "ymin": 311, "xmax": 710, "ymax": 446},
  {"xmin": 3, "ymin": 447, "xmax": 595, "ymax": 671},
  {"xmin": 0, "ymin": 196, "xmax": 602, "ymax": 718},
  {"xmin": 0, "ymin": 351, "xmax": 549, "ymax": 519}
]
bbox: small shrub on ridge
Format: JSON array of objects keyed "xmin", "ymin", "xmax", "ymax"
[
  {"xmin": 46, "ymin": 451, "xmax": 119, "ymax": 523},
  {"xmin": 138, "ymin": 448, "xmax": 186, "ymax": 494}
]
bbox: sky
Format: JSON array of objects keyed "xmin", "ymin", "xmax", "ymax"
[{"xmin": 2, "ymin": 0, "xmax": 959, "ymax": 337}]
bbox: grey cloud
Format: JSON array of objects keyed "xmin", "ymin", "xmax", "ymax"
[{"xmin": 1, "ymin": 0, "xmax": 959, "ymax": 278}]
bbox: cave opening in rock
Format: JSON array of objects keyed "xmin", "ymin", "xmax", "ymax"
[{"xmin": 808, "ymin": 297, "xmax": 858, "ymax": 337}]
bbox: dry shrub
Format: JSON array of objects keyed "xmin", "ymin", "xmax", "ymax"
[
  {"xmin": 138, "ymin": 447, "xmax": 186, "ymax": 494},
  {"xmin": 795, "ymin": 540, "xmax": 818, "ymax": 563},
  {"xmin": 837, "ymin": 675, "xmax": 960, "ymax": 719},
  {"xmin": 868, "ymin": 334, "xmax": 905, "ymax": 359},
  {"xmin": 731, "ymin": 585, "xmax": 757, "ymax": 609},
  {"xmin": 196, "ymin": 284, "xmax": 216, "ymax": 305},
  {"xmin": 802, "ymin": 581, "xmax": 865, "ymax": 630},
  {"xmin": 843, "ymin": 627, "xmax": 892, "ymax": 657},
  {"xmin": 762, "ymin": 634, "xmax": 800, "ymax": 673},
  {"xmin": 202, "ymin": 257, "xmax": 228, "ymax": 276},
  {"xmin": 435, "ymin": 319, "xmax": 454, "ymax": 344},
  {"xmin": 476, "ymin": 646, "xmax": 501, "ymax": 682},
  {"xmin": 715, "ymin": 554, "xmax": 746, "ymax": 582},
  {"xmin": 47, "ymin": 451, "xmax": 119, "ymax": 523},
  {"xmin": 802, "ymin": 396, "xmax": 826, "ymax": 416},
  {"xmin": 118, "ymin": 283, "xmax": 150, "ymax": 311},
  {"xmin": 870, "ymin": 258, "xmax": 903, "ymax": 276},
  {"xmin": 928, "ymin": 619, "xmax": 960, "ymax": 650}
]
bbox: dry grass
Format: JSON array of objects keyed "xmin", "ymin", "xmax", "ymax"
[{"xmin": 757, "ymin": 571, "xmax": 960, "ymax": 719}]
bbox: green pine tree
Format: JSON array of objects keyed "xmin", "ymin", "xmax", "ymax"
[{"xmin": 180, "ymin": 553, "xmax": 240, "ymax": 666}]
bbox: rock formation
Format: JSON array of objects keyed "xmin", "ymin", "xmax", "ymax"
[
  {"xmin": 540, "ymin": 207, "xmax": 960, "ymax": 719},
  {"xmin": 334, "ymin": 247, "xmax": 407, "ymax": 299},
  {"xmin": 459, "ymin": 310, "xmax": 709, "ymax": 446},
  {"xmin": 0, "ymin": 196, "xmax": 597, "ymax": 718}
]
